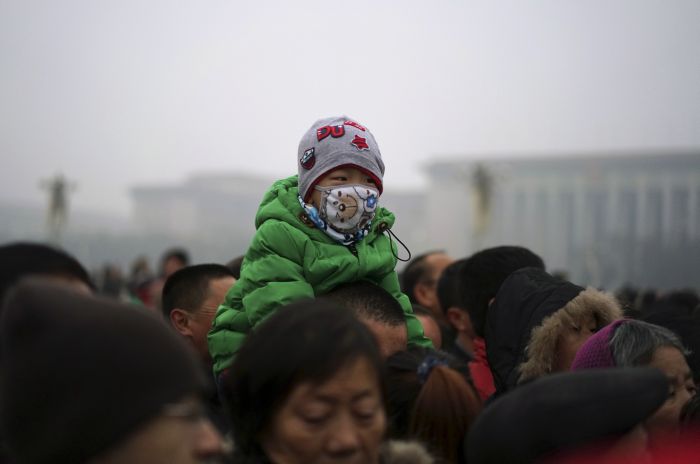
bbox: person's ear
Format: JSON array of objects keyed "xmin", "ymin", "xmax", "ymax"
[
  {"xmin": 169, "ymin": 309, "xmax": 193, "ymax": 338},
  {"xmin": 414, "ymin": 282, "xmax": 436, "ymax": 309},
  {"xmin": 446, "ymin": 307, "xmax": 466, "ymax": 331}
]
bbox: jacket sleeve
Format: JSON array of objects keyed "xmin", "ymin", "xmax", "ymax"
[
  {"xmin": 377, "ymin": 270, "xmax": 433, "ymax": 348},
  {"xmin": 208, "ymin": 220, "xmax": 314, "ymax": 375}
]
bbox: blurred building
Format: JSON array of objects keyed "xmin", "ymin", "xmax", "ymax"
[
  {"xmin": 129, "ymin": 173, "xmax": 426, "ymax": 264},
  {"xmin": 129, "ymin": 155, "xmax": 700, "ymax": 290},
  {"xmin": 131, "ymin": 173, "xmax": 272, "ymax": 238},
  {"xmin": 130, "ymin": 173, "xmax": 275, "ymax": 265},
  {"xmin": 425, "ymin": 151, "xmax": 700, "ymax": 290}
]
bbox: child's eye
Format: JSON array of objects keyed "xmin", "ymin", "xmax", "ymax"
[
  {"xmin": 366, "ymin": 177, "xmax": 376, "ymax": 184},
  {"xmin": 332, "ymin": 176, "xmax": 348, "ymax": 182}
]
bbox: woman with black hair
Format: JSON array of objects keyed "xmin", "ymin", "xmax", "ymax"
[{"xmin": 222, "ymin": 298, "xmax": 432, "ymax": 464}]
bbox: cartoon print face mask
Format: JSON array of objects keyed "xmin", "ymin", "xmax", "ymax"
[
  {"xmin": 315, "ymin": 184, "xmax": 379, "ymax": 234},
  {"xmin": 298, "ymin": 184, "xmax": 380, "ymax": 245}
]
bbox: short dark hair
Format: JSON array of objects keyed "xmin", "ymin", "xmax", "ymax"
[
  {"xmin": 401, "ymin": 250, "xmax": 445, "ymax": 303},
  {"xmin": 459, "ymin": 246, "xmax": 545, "ymax": 338},
  {"xmin": 161, "ymin": 264, "xmax": 234, "ymax": 319},
  {"xmin": 323, "ymin": 280, "xmax": 405, "ymax": 327},
  {"xmin": 223, "ymin": 299, "xmax": 385, "ymax": 460},
  {"xmin": 0, "ymin": 242, "xmax": 93, "ymax": 302},
  {"xmin": 161, "ymin": 247, "xmax": 189, "ymax": 267},
  {"xmin": 436, "ymin": 259, "xmax": 465, "ymax": 314}
]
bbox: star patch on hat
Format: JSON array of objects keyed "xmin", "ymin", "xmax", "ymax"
[{"xmin": 352, "ymin": 135, "xmax": 369, "ymax": 150}]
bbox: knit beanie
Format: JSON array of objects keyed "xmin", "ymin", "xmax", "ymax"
[
  {"xmin": 297, "ymin": 116, "xmax": 385, "ymax": 202},
  {"xmin": 570, "ymin": 320, "xmax": 628, "ymax": 370},
  {"xmin": 0, "ymin": 279, "xmax": 208, "ymax": 464}
]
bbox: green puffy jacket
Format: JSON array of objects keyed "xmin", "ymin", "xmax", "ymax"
[{"xmin": 208, "ymin": 175, "xmax": 430, "ymax": 375}]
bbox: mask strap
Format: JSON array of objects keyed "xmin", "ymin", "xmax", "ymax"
[{"xmin": 385, "ymin": 228, "xmax": 412, "ymax": 262}]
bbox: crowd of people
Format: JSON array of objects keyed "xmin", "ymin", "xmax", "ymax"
[{"xmin": 1, "ymin": 116, "xmax": 699, "ymax": 463}]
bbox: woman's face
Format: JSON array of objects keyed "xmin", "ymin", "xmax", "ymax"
[
  {"xmin": 260, "ymin": 357, "xmax": 387, "ymax": 464},
  {"xmin": 644, "ymin": 346, "xmax": 697, "ymax": 448}
]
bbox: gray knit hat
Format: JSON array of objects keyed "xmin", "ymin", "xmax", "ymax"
[{"xmin": 297, "ymin": 116, "xmax": 385, "ymax": 201}]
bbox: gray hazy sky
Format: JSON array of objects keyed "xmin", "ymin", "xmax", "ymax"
[{"xmin": 2, "ymin": 0, "xmax": 699, "ymax": 216}]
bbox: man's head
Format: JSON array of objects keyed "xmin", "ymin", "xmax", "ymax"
[
  {"xmin": 0, "ymin": 242, "xmax": 93, "ymax": 302},
  {"xmin": 297, "ymin": 116, "xmax": 384, "ymax": 203},
  {"xmin": 401, "ymin": 251, "xmax": 453, "ymax": 319},
  {"xmin": 459, "ymin": 246, "xmax": 545, "ymax": 338},
  {"xmin": 162, "ymin": 264, "xmax": 235, "ymax": 363},
  {"xmin": 437, "ymin": 259, "xmax": 476, "ymax": 343},
  {"xmin": 161, "ymin": 247, "xmax": 190, "ymax": 278},
  {"xmin": 0, "ymin": 279, "xmax": 223, "ymax": 463},
  {"xmin": 323, "ymin": 280, "xmax": 407, "ymax": 358}
]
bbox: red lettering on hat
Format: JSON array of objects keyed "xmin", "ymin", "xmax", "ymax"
[
  {"xmin": 317, "ymin": 125, "xmax": 345, "ymax": 141},
  {"xmin": 351, "ymin": 135, "xmax": 369, "ymax": 150},
  {"xmin": 344, "ymin": 120, "xmax": 366, "ymax": 131}
]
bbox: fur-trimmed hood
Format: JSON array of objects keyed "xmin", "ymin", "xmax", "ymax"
[
  {"xmin": 518, "ymin": 287, "xmax": 623, "ymax": 383},
  {"xmin": 485, "ymin": 268, "xmax": 622, "ymax": 397}
]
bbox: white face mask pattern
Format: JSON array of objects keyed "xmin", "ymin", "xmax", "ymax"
[
  {"xmin": 316, "ymin": 184, "xmax": 379, "ymax": 234},
  {"xmin": 298, "ymin": 184, "xmax": 379, "ymax": 245}
]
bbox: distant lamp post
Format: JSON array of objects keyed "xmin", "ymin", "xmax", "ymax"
[
  {"xmin": 472, "ymin": 163, "xmax": 493, "ymax": 238},
  {"xmin": 40, "ymin": 174, "xmax": 76, "ymax": 245}
]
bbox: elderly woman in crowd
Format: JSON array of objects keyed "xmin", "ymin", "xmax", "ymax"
[
  {"xmin": 571, "ymin": 319, "xmax": 697, "ymax": 449},
  {"xmin": 222, "ymin": 298, "xmax": 433, "ymax": 464}
]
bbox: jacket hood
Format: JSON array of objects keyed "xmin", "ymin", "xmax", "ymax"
[
  {"xmin": 518, "ymin": 287, "xmax": 623, "ymax": 383},
  {"xmin": 485, "ymin": 267, "xmax": 585, "ymax": 397},
  {"xmin": 254, "ymin": 175, "xmax": 395, "ymax": 239},
  {"xmin": 254, "ymin": 176, "xmax": 305, "ymax": 228}
]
